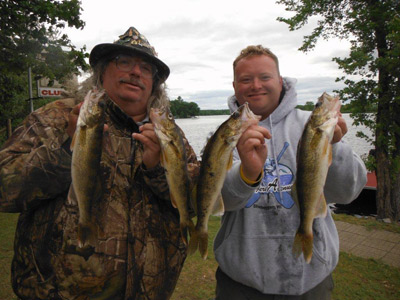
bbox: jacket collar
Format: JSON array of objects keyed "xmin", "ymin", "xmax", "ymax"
[{"xmin": 105, "ymin": 95, "xmax": 145, "ymax": 133}]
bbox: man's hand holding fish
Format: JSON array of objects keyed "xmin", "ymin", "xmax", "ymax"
[{"xmin": 237, "ymin": 123, "xmax": 271, "ymax": 182}]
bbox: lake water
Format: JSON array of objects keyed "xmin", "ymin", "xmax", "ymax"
[{"xmin": 175, "ymin": 114, "xmax": 373, "ymax": 159}]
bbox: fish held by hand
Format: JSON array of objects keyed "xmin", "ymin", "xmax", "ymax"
[
  {"xmin": 150, "ymin": 106, "xmax": 195, "ymax": 246},
  {"xmin": 188, "ymin": 102, "xmax": 260, "ymax": 259},
  {"xmin": 292, "ymin": 92, "xmax": 341, "ymax": 263},
  {"xmin": 71, "ymin": 88, "xmax": 106, "ymax": 248}
]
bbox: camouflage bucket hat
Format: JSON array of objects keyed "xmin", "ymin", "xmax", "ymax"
[{"xmin": 89, "ymin": 27, "xmax": 170, "ymax": 80}]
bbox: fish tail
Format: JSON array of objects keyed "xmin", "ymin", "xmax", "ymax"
[
  {"xmin": 198, "ymin": 231, "xmax": 209, "ymax": 260},
  {"xmin": 180, "ymin": 219, "xmax": 196, "ymax": 246},
  {"xmin": 187, "ymin": 229, "xmax": 199, "ymax": 256},
  {"xmin": 293, "ymin": 230, "xmax": 313, "ymax": 264},
  {"xmin": 77, "ymin": 222, "xmax": 97, "ymax": 248},
  {"xmin": 187, "ymin": 227, "xmax": 208, "ymax": 259}
]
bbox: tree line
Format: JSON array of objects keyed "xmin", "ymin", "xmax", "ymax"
[{"xmin": 296, "ymin": 101, "xmax": 377, "ymax": 113}]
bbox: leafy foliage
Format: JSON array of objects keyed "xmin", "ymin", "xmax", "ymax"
[
  {"xmin": 0, "ymin": 0, "xmax": 88, "ymax": 144},
  {"xmin": 277, "ymin": 0, "xmax": 400, "ymax": 220},
  {"xmin": 296, "ymin": 101, "xmax": 377, "ymax": 113},
  {"xmin": 170, "ymin": 96, "xmax": 200, "ymax": 118},
  {"xmin": 0, "ymin": 0, "xmax": 88, "ymax": 77},
  {"xmin": 199, "ymin": 109, "xmax": 230, "ymax": 116}
]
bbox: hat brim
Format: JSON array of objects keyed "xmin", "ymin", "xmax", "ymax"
[{"xmin": 89, "ymin": 43, "xmax": 170, "ymax": 80}]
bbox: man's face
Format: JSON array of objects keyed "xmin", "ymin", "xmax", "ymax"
[
  {"xmin": 233, "ymin": 55, "xmax": 283, "ymax": 120},
  {"xmin": 102, "ymin": 54, "xmax": 155, "ymax": 120}
]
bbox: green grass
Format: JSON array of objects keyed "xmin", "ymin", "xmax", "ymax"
[
  {"xmin": 0, "ymin": 212, "xmax": 18, "ymax": 300},
  {"xmin": 1, "ymin": 213, "xmax": 399, "ymax": 300},
  {"xmin": 332, "ymin": 213, "xmax": 400, "ymax": 234}
]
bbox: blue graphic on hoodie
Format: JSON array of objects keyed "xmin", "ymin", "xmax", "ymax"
[{"xmin": 245, "ymin": 142, "xmax": 295, "ymax": 209}]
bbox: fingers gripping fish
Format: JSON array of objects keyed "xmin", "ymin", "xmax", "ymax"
[
  {"xmin": 71, "ymin": 89, "xmax": 106, "ymax": 248},
  {"xmin": 188, "ymin": 102, "xmax": 260, "ymax": 259},
  {"xmin": 292, "ymin": 92, "xmax": 341, "ymax": 263},
  {"xmin": 150, "ymin": 106, "xmax": 195, "ymax": 246}
]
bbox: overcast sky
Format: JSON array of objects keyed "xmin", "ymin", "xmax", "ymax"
[{"xmin": 64, "ymin": 0, "xmax": 350, "ymax": 109}]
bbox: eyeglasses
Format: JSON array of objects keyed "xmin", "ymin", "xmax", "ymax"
[{"xmin": 114, "ymin": 55, "xmax": 158, "ymax": 79}]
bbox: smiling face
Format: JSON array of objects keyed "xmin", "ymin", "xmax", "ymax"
[
  {"xmin": 102, "ymin": 54, "xmax": 154, "ymax": 122},
  {"xmin": 233, "ymin": 54, "xmax": 283, "ymax": 120}
]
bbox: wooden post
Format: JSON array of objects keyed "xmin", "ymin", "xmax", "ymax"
[{"xmin": 7, "ymin": 119, "xmax": 12, "ymax": 138}]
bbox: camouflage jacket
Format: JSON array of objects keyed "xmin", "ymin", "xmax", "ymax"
[{"xmin": 0, "ymin": 96, "xmax": 200, "ymax": 300}]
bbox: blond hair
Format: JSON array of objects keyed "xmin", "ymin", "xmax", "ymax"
[{"xmin": 233, "ymin": 45, "xmax": 281, "ymax": 77}]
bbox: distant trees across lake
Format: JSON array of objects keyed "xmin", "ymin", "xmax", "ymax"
[
  {"xmin": 296, "ymin": 101, "xmax": 377, "ymax": 113},
  {"xmin": 170, "ymin": 96, "xmax": 230, "ymax": 118},
  {"xmin": 170, "ymin": 97, "xmax": 377, "ymax": 119}
]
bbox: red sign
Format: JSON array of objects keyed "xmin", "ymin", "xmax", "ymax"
[{"xmin": 39, "ymin": 87, "xmax": 64, "ymax": 98}]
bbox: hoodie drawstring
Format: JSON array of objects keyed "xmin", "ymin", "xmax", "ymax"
[{"xmin": 269, "ymin": 117, "xmax": 284, "ymax": 203}]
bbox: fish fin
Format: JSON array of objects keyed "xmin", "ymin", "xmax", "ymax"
[
  {"xmin": 293, "ymin": 230, "xmax": 313, "ymax": 264},
  {"xmin": 309, "ymin": 130, "xmax": 322, "ymax": 150},
  {"xmin": 328, "ymin": 144, "xmax": 333, "ymax": 166},
  {"xmin": 226, "ymin": 152, "xmax": 233, "ymax": 170},
  {"xmin": 77, "ymin": 222, "xmax": 97, "ymax": 248},
  {"xmin": 70, "ymin": 131, "xmax": 77, "ymax": 151},
  {"xmin": 198, "ymin": 231, "xmax": 209, "ymax": 260},
  {"xmin": 316, "ymin": 194, "xmax": 328, "ymax": 218},
  {"xmin": 321, "ymin": 135, "xmax": 331, "ymax": 157},
  {"xmin": 187, "ymin": 229, "xmax": 199, "ymax": 256},
  {"xmin": 170, "ymin": 193, "xmax": 178, "ymax": 209},
  {"xmin": 160, "ymin": 150, "xmax": 168, "ymax": 166},
  {"xmin": 211, "ymin": 193, "xmax": 225, "ymax": 216},
  {"xmin": 187, "ymin": 228, "xmax": 209, "ymax": 260},
  {"xmin": 180, "ymin": 219, "xmax": 195, "ymax": 246}
]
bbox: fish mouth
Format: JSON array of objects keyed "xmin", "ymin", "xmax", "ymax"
[
  {"xmin": 238, "ymin": 102, "xmax": 261, "ymax": 122},
  {"xmin": 318, "ymin": 93, "xmax": 341, "ymax": 116}
]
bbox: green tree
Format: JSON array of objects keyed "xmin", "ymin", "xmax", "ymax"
[
  {"xmin": 296, "ymin": 101, "xmax": 315, "ymax": 111},
  {"xmin": 0, "ymin": 0, "xmax": 88, "ymax": 144},
  {"xmin": 170, "ymin": 96, "xmax": 200, "ymax": 118},
  {"xmin": 277, "ymin": 0, "xmax": 400, "ymax": 221}
]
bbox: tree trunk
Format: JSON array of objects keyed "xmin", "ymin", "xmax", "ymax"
[
  {"xmin": 7, "ymin": 119, "xmax": 12, "ymax": 138},
  {"xmin": 392, "ymin": 172, "xmax": 400, "ymax": 222},
  {"xmin": 372, "ymin": 0, "xmax": 400, "ymax": 222},
  {"xmin": 375, "ymin": 145, "xmax": 392, "ymax": 220}
]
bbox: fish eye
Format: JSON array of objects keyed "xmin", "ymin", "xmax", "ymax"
[
  {"xmin": 315, "ymin": 102, "xmax": 323, "ymax": 108},
  {"xmin": 232, "ymin": 111, "xmax": 240, "ymax": 119},
  {"xmin": 168, "ymin": 113, "xmax": 174, "ymax": 120}
]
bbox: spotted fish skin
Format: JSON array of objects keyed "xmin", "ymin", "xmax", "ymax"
[{"xmin": 292, "ymin": 92, "xmax": 341, "ymax": 263}]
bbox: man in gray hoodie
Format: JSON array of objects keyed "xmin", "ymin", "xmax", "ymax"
[{"xmin": 213, "ymin": 45, "xmax": 367, "ymax": 299}]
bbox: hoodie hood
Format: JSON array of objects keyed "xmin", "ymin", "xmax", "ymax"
[{"xmin": 227, "ymin": 77, "xmax": 298, "ymax": 125}]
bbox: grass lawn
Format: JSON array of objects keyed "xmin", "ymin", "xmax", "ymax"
[{"xmin": 1, "ymin": 213, "xmax": 399, "ymax": 300}]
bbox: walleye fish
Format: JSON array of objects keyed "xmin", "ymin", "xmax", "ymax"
[
  {"xmin": 292, "ymin": 92, "xmax": 341, "ymax": 263},
  {"xmin": 71, "ymin": 89, "xmax": 106, "ymax": 248},
  {"xmin": 188, "ymin": 102, "xmax": 260, "ymax": 259},
  {"xmin": 150, "ymin": 106, "xmax": 195, "ymax": 246}
]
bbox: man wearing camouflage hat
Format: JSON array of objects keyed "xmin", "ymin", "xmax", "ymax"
[{"xmin": 0, "ymin": 27, "xmax": 199, "ymax": 299}]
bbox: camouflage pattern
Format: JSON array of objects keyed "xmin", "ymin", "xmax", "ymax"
[{"xmin": 0, "ymin": 95, "xmax": 200, "ymax": 299}]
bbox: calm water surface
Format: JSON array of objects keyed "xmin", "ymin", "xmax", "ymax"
[{"xmin": 175, "ymin": 114, "xmax": 373, "ymax": 159}]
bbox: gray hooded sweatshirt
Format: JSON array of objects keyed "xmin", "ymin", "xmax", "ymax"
[{"xmin": 214, "ymin": 77, "xmax": 367, "ymax": 295}]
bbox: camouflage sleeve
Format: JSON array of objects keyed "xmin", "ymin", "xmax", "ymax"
[{"xmin": 0, "ymin": 98, "xmax": 79, "ymax": 213}]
